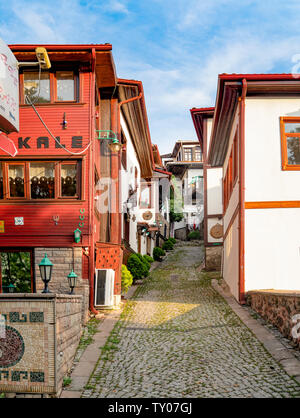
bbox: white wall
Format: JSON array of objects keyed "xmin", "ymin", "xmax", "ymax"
[
  {"xmin": 207, "ymin": 167, "xmax": 223, "ymax": 215},
  {"xmin": 223, "ymin": 215, "xmax": 239, "ymax": 300},
  {"xmin": 207, "ymin": 119, "xmax": 213, "ymax": 153},
  {"xmin": 245, "ymin": 97, "xmax": 300, "ymax": 202},
  {"xmin": 120, "ymin": 114, "xmax": 140, "ymax": 253},
  {"xmin": 244, "ymin": 97, "xmax": 300, "ymax": 292},
  {"xmin": 245, "ymin": 208, "xmax": 300, "ymax": 291}
]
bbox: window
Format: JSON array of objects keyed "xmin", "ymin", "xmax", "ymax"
[
  {"xmin": 61, "ymin": 163, "xmax": 78, "ymax": 197},
  {"xmin": 194, "ymin": 146, "xmax": 202, "ymax": 161},
  {"xmin": 159, "ymin": 184, "xmax": 163, "ymax": 211},
  {"xmin": 0, "ymin": 163, "xmax": 3, "ymax": 199},
  {"xmin": 140, "ymin": 182, "xmax": 152, "ymax": 208},
  {"xmin": 233, "ymin": 133, "xmax": 238, "ymax": 182},
  {"xmin": 22, "ymin": 69, "xmax": 78, "ymax": 104},
  {"xmin": 30, "ymin": 162, "xmax": 55, "ymax": 199},
  {"xmin": 24, "ymin": 72, "xmax": 50, "ymax": 103},
  {"xmin": 280, "ymin": 117, "xmax": 300, "ymax": 170},
  {"xmin": 8, "ymin": 163, "xmax": 25, "ymax": 198},
  {"xmin": 0, "ymin": 160, "xmax": 81, "ymax": 200},
  {"xmin": 184, "ymin": 148, "xmax": 192, "ymax": 161},
  {"xmin": 121, "ymin": 131, "xmax": 127, "ymax": 170},
  {"xmin": 56, "ymin": 71, "xmax": 75, "ymax": 101}
]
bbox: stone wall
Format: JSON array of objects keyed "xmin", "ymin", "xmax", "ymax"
[
  {"xmin": 55, "ymin": 294, "xmax": 83, "ymax": 396},
  {"xmin": 246, "ymin": 290, "xmax": 300, "ymax": 349},
  {"xmin": 34, "ymin": 247, "xmax": 89, "ymax": 324},
  {"xmin": 205, "ymin": 245, "xmax": 222, "ymax": 271},
  {"xmin": 175, "ymin": 227, "xmax": 188, "ymax": 241}
]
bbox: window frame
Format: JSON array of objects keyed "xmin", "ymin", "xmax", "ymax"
[
  {"xmin": 183, "ymin": 148, "xmax": 193, "ymax": 162},
  {"xmin": 280, "ymin": 117, "xmax": 300, "ymax": 171},
  {"xmin": 20, "ymin": 67, "xmax": 80, "ymax": 105},
  {"xmin": 0, "ymin": 249, "xmax": 35, "ymax": 294},
  {"xmin": 0, "ymin": 159, "xmax": 82, "ymax": 202},
  {"xmin": 140, "ymin": 181, "xmax": 152, "ymax": 209}
]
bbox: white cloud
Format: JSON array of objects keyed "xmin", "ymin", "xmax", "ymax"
[{"xmin": 107, "ymin": 0, "xmax": 129, "ymax": 15}]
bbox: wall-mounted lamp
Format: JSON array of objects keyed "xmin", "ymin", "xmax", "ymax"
[
  {"xmin": 108, "ymin": 138, "xmax": 122, "ymax": 153},
  {"xmin": 96, "ymin": 130, "xmax": 121, "ymax": 153},
  {"xmin": 62, "ymin": 112, "xmax": 68, "ymax": 130},
  {"xmin": 74, "ymin": 228, "xmax": 81, "ymax": 243}
]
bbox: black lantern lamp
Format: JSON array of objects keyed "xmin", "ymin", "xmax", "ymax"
[
  {"xmin": 67, "ymin": 270, "xmax": 78, "ymax": 295},
  {"xmin": 39, "ymin": 253, "xmax": 53, "ymax": 293}
]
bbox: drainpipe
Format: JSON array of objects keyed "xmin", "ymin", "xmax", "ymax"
[
  {"xmin": 116, "ymin": 88, "xmax": 143, "ymax": 246},
  {"xmin": 239, "ymin": 78, "xmax": 247, "ymax": 304},
  {"xmin": 117, "ymin": 91, "xmax": 143, "ymax": 135}
]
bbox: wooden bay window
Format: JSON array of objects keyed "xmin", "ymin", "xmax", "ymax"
[
  {"xmin": 0, "ymin": 160, "xmax": 81, "ymax": 201},
  {"xmin": 21, "ymin": 68, "xmax": 78, "ymax": 105}
]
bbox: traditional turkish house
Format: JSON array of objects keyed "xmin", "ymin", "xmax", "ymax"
[
  {"xmin": 164, "ymin": 140, "xmax": 204, "ymax": 240},
  {"xmin": 190, "ymin": 107, "xmax": 223, "ymax": 271},
  {"xmin": 208, "ymin": 73, "xmax": 300, "ymax": 304},
  {"xmin": 118, "ymin": 79, "xmax": 170, "ymax": 260},
  {"xmin": 0, "ymin": 44, "xmax": 128, "ymax": 316}
]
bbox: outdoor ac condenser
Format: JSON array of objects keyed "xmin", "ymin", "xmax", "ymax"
[{"xmin": 94, "ymin": 269, "xmax": 115, "ymax": 307}]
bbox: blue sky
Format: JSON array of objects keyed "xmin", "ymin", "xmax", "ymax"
[{"xmin": 1, "ymin": 0, "xmax": 300, "ymax": 154}]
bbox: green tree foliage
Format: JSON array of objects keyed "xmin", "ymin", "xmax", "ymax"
[
  {"xmin": 187, "ymin": 230, "xmax": 201, "ymax": 240},
  {"xmin": 169, "ymin": 178, "xmax": 184, "ymax": 223},
  {"xmin": 121, "ymin": 264, "xmax": 133, "ymax": 294},
  {"xmin": 1, "ymin": 252, "xmax": 31, "ymax": 293}
]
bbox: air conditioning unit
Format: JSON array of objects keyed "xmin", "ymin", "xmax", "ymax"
[{"xmin": 94, "ymin": 269, "xmax": 115, "ymax": 307}]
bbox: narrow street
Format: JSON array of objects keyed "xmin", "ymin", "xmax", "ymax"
[{"xmin": 81, "ymin": 244, "xmax": 300, "ymax": 398}]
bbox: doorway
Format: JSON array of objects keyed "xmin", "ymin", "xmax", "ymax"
[{"xmin": 0, "ymin": 249, "xmax": 34, "ymax": 293}]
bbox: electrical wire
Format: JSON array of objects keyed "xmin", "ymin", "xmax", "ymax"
[{"xmin": 25, "ymin": 94, "xmax": 92, "ymax": 155}]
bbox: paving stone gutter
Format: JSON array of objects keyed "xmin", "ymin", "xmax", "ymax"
[{"xmin": 211, "ymin": 281, "xmax": 300, "ymax": 384}]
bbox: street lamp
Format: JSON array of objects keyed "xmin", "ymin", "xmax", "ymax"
[
  {"xmin": 8, "ymin": 283, "xmax": 15, "ymax": 293},
  {"xmin": 39, "ymin": 253, "xmax": 53, "ymax": 293},
  {"xmin": 67, "ymin": 270, "xmax": 78, "ymax": 295}
]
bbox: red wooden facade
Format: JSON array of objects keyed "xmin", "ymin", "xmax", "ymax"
[{"xmin": 0, "ymin": 44, "xmax": 122, "ymax": 312}]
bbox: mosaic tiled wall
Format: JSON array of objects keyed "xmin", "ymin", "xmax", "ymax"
[
  {"xmin": 0, "ymin": 294, "xmax": 83, "ymax": 395},
  {"xmin": 0, "ymin": 297, "xmax": 56, "ymax": 394}
]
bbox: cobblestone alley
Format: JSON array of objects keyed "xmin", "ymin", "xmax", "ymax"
[{"xmin": 81, "ymin": 244, "xmax": 300, "ymax": 398}]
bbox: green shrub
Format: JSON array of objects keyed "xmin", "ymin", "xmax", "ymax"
[
  {"xmin": 153, "ymin": 247, "xmax": 166, "ymax": 261},
  {"xmin": 168, "ymin": 237, "xmax": 176, "ymax": 244},
  {"xmin": 162, "ymin": 239, "xmax": 174, "ymax": 251},
  {"xmin": 121, "ymin": 264, "xmax": 133, "ymax": 294},
  {"xmin": 127, "ymin": 254, "xmax": 149, "ymax": 281},
  {"xmin": 143, "ymin": 255, "xmax": 154, "ymax": 264},
  {"xmin": 136, "ymin": 253, "xmax": 151, "ymax": 270},
  {"xmin": 187, "ymin": 230, "xmax": 201, "ymax": 240}
]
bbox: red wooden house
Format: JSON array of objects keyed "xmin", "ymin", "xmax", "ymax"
[{"xmin": 0, "ymin": 44, "xmax": 126, "ymax": 318}]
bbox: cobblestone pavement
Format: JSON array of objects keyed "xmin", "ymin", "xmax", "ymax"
[{"xmin": 82, "ymin": 245, "xmax": 300, "ymax": 398}]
